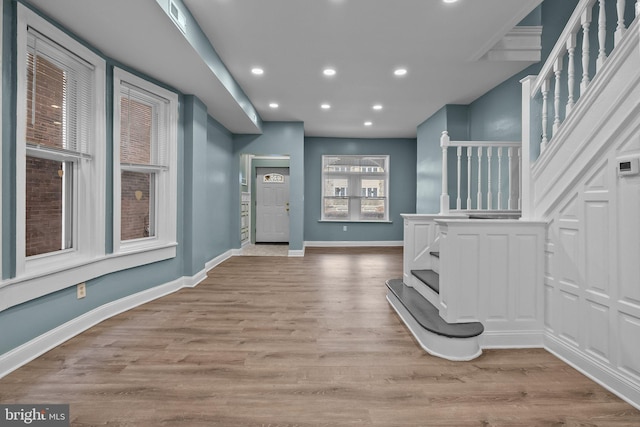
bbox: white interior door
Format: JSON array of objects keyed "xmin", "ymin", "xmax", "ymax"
[{"xmin": 256, "ymin": 167, "xmax": 290, "ymax": 243}]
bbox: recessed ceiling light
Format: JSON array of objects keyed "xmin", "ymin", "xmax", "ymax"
[
  {"xmin": 269, "ymin": 103, "xmax": 279, "ymax": 109},
  {"xmin": 323, "ymin": 68, "xmax": 336, "ymax": 77},
  {"xmin": 373, "ymin": 104, "xmax": 383, "ymax": 110},
  {"xmin": 364, "ymin": 121, "xmax": 373, "ymax": 126},
  {"xmin": 321, "ymin": 103, "xmax": 331, "ymax": 110},
  {"xmin": 51, "ymin": 104, "xmax": 61, "ymax": 109},
  {"xmin": 251, "ymin": 67, "xmax": 264, "ymax": 75},
  {"xmin": 394, "ymin": 68, "xmax": 408, "ymax": 77},
  {"xmin": 443, "ymin": 0, "xmax": 459, "ymax": 3}
]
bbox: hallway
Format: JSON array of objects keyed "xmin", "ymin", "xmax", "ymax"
[{"xmin": 1, "ymin": 248, "xmax": 638, "ymax": 426}]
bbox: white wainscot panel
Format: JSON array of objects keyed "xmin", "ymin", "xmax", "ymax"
[
  {"xmin": 544, "ymin": 284, "xmax": 554, "ymax": 331},
  {"xmin": 559, "ymin": 290, "xmax": 580, "ymax": 347},
  {"xmin": 618, "ymin": 312, "xmax": 640, "ymax": 382},
  {"xmin": 618, "ymin": 176, "xmax": 640, "ymax": 308},
  {"xmin": 559, "ymin": 227, "xmax": 580, "ymax": 288},
  {"xmin": 585, "ymin": 201, "xmax": 610, "ymax": 296},
  {"xmin": 585, "ymin": 299, "xmax": 611, "ymax": 363},
  {"xmin": 513, "ymin": 234, "xmax": 538, "ymax": 321},
  {"xmin": 485, "ymin": 234, "xmax": 509, "ymax": 321},
  {"xmin": 456, "ymin": 235, "xmax": 480, "ymax": 322}
]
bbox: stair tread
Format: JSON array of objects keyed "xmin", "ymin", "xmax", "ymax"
[
  {"xmin": 430, "ymin": 251, "xmax": 440, "ymax": 258},
  {"xmin": 386, "ymin": 279, "xmax": 484, "ymax": 338},
  {"xmin": 411, "ymin": 269, "xmax": 439, "ymax": 294}
]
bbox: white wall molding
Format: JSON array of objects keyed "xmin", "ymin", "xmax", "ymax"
[
  {"xmin": 0, "ymin": 251, "xmax": 230, "ymax": 380},
  {"xmin": 480, "ymin": 26, "xmax": 542, "ymax": 62},
  {"xmin": 480, "ymin": 330, "xmax": 544, "ymax": 349},
  {"xmin": 288, "ymin": 249, "xmax": 305, "ymax": 257},
  {"xmin": 205, "ymin": 249, "xmax": 233, "ymax": 272},
  {"xmin": 0, "ymin": 276, "xmax": 186, "ymax": 379},
  {"xmin": 304, "ymin": 241, "xmax": 403, "ymax": 247},
  {"xmin": 545, "ymin": 334, "xmax": 640, "ymax": 411}
]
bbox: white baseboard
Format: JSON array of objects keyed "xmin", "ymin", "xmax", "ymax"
[
  {"xmin": 0, "ymin": 276, "xmax": 185, "ymax": 379},
  {"xmin": 0, "ymin": 251, "xmax": 232, "ymax": 380},
  {"xmin": 544, "ymin": 334, "xmax": 640, "ymax": 411},
  {"xmin": 288, "ymin": 249, "xmax": 305, "ymax": 257},
  {"xmin": 305, "ymin": 240, "xmax": 403, "ymax": 247},
  {"xmin": 205, "ymin": 250, "xmax": 233, "ymax": 272},
  {"xmin": 480, "ymin": 330, "xmax": 544, "ymax": 349}
]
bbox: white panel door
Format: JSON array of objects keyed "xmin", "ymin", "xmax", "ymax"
[{"xmin": 256, "ymin": 167, "xmax": 290, "ymax": 243}]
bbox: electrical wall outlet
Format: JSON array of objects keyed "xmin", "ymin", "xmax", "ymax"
[{"xmin": 77, "ymin": 283, "xmax": 86, "ymax": 299}]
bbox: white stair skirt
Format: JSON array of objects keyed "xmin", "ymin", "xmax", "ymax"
[{"xmin": 386, "ymin": 290, "xmax": 482, "ymax": 362}]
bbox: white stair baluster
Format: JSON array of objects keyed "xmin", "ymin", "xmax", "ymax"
[
  {"xmin": 553, "ymin": 57, "xmax": 563, "ymax": 134},
  {"xmin": 487, "ymin": 147, "xmax": 493, "ymax": 210},
  {"xmin": 518, "ymin": 147, "xmax": 522, "ymax": 210},
  {"xmin": 567, "ymin": 34, "xmax": 577, "ymax": 114},
  {"xmin": 541, "ymin": 78, "xmax": 550, "ymax": 151},
  {"xmin": 467, "ymin": 147, "xmax": 472, "ymax": 209},
  {"xmin": 636, "ymin": 0, "xmax": 639, "ymax": 17},
  {"xmin": 597, "ymin": 0, "xmax": 607, "ymax": 71},
  {"xmin": 477, "ymin": 147, "xmax": 483, "ymax": 210},
  {"xmin": 508, "ymin": 147, "xmax": 514, "ymax": 210},
  {"xmin": 581, "ymin": 7, "xmax": 592, "ymax": 93},
  {"xmin": 497, "ymin": 147, "xmax": 503, "ymax": 210},
  {"xmin": 440, "ymin": 131, "xmax": 450, "ymax": 214},
  {"xmin": 615, "ymin": 0, "xmax": 626, "ymax": 44},
  {"xmin": 456, "ymin": 146, "xmax": 462, "ymax": 210}
]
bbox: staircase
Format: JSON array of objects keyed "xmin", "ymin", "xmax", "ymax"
[
  {"xmin": 388, "ymin": 0, "xmax": 640, "ymax": 386},
  {"xmin": 388, "ymin": 0, "xmax": 640, "ymax": 410}
]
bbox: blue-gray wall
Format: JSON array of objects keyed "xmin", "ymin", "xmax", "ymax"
[
  {"xmin": 0, "ymin": 1, "xmax": 238, "ymax": 355},
  {"xmin": 416, "ymin": 0, "xmax": 584, "ymax": 213},
  {"xmin": 233, "ymin": 122, "xmax": 305, "ymax": 251},
  {"xmin": 304, "ymin": 137, "xmax": 416, "ymax": 242},
  {"xmin": 207, "ymin": 116, "xmax": 234, "ymax": 257}
]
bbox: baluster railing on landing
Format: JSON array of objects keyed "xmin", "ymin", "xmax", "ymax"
[
  {"xmin": 440, "ymin": 131, "xmax": 521, "ymax": 215},
  {"xmin": 529, "ymin": 0, "xmax": 639, "ymax": 154}
]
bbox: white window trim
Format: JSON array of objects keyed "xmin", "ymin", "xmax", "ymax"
[
  {"xmin": 112, "ymin": 67, "xmax": 178, "ymax": 255},
  {"xmin": 321, "ymin": 155, "xmax": 390, "ymax": 222},
  {"xmin": 15, "ymin": 4, "xmax": 106, "ymax": 277}
]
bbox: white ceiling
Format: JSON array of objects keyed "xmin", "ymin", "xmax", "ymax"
[{"xmin": 26, "ymin": 0, "xmax": 542, "ymax": 138}]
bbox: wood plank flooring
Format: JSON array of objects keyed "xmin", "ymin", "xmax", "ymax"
[{"xmin": 1, "ymin": 247, "xmax": 639, "ymax": 426}]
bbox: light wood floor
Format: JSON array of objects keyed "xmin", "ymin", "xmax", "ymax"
[{"xmin": 1, "ymin": 247, "xmax": 639, "ymax": 426}]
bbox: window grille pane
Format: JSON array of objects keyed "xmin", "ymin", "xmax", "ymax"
[
  {"xmin": 324, "ymin": 178, "xmax": 349, "ymax": 197},
  {"xmin": 120, "ymin": 94, "xmax": 152, "ymax": 165},
  {"xmin": 25, "ymin": 156, "xmax": 73, "ymax": 256},
  {"xmin": 121, "ymin": 171, "xmax": 156, "ymax": 241},
  {"xmin": 323, "ymin": 198, "xmax": 349, "ymax": 219},
  {"xmin": 26, "ymin": 53, "xmax": 64, "ymax": 150},
  {"xmin": 120, "ymin": 84, "xmax": 169, "ymax": 167},
  {"xmin": 361, "ymin": 199, "xmax": 385, "ymax": 220},
  {"xmin": 26, "ymin": 31, "xmax": 94, "ymax": 155}
]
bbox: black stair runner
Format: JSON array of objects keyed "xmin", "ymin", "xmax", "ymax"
[
  {"xmin": 386, "ymin": 279, "xmax": 484, "ymax": 338},
  {"xmin": 411, "ymin": 269, "xmax": 439, "ymax": 294}
]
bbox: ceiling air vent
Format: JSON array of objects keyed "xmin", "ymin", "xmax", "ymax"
[{"xmin": 169, "ymin": 1, "xmax": 187, "ymax": 35}]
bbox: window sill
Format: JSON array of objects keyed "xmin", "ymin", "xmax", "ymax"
[
  {"xmin": 318, "ymin": 220, "xmax": 393, "ymax": 224},
  {"xmin": 0, "ymin": 242, "xmax": 177, "ymax": 312}
]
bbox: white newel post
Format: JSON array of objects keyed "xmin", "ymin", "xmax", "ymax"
[
  {"xmin": 440, "ymin": 131, "xmax": 450, "ymax": 214},
  {"xmin": 520, "ymin": 76, "xmax": 536, "ymax": 220}
]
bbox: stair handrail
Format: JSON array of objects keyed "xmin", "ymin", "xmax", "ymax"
[
  {"xmin": 528, "ymin": 0, "xmax": 638, "ymax": 152},
  {"xmin": 440, "ymin": 131, "xmax": 521, "ymax": 214}
]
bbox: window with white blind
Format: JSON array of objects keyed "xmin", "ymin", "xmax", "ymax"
[
  {"xmin": 15, "ymin": 5, "xmax": 106, "ymax": 275},
  {"xmin": 113, "ymin": 68, "xmax": 178, "ymax": 253},
  {"xmin": 321, "ymin": 155, "xmax": 389, "ymax": 222}
]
